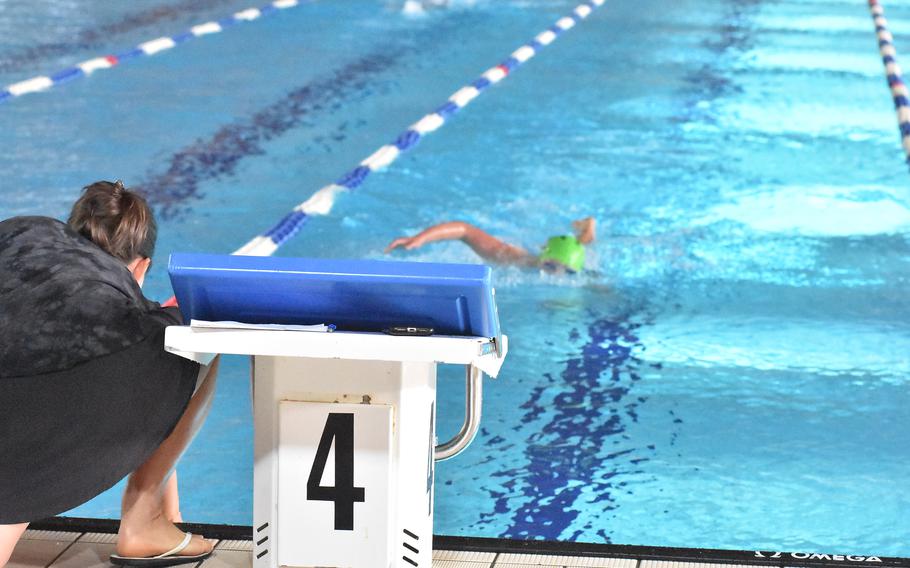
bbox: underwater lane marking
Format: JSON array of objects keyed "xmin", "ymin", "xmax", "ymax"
[
  {"xmin": 498, "ymin": 316, "xmax": 650, "ymax": 540},
  {"xmin": 868, "ymin": 0, "xmax": 910, "ymax": 165},
  {"xmin": 234, "ymin": 0, "xmax": 608, "ymax": 256},
  {"xmin": 137, "ymin": 50, "xmax": 400, "ymax": 218},
  {"xmin": 0, "ymin": 0, "xmax": 307, "ymax": 105}
]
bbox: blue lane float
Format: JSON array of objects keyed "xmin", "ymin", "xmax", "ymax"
[
  {"xmin": 234, "ymin": 0, "xmax": 607, "ymax": 256},
  {"xmin": 0, "ymin": 0, "xmax": 304, "ymax": 105},
  {"xmin": 868, "ymin": 0, "xmax": 910, "ymax": 165}
]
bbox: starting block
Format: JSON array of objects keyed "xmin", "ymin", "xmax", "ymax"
[{"xmin": 163, "ymin": 254, "xmax": 507, "ymax": 568}]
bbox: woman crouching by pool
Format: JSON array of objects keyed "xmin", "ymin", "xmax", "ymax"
[{"xmin": 0, "ymin": 181, "xmax": 218, "ymax": 567}]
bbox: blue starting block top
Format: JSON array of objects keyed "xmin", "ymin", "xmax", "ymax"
[{"xmin": 167, "ymin": 253, "xmax": 501, "ymax": 341}]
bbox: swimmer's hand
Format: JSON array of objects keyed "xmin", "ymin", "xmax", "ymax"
[
  {"xmin": 385, "ymin": 235, "xmax": 429, "ymax": 252},
  {"xmin": 572, "ymin": 217, "xmax": 596, "ymax": 245}
]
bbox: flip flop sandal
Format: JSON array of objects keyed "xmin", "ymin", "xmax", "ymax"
[{"xmin": 110, "ymin": 532, "xmax": 213, "ymax": 566}]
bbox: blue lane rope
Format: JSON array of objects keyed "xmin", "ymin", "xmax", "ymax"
[
  {"xmin": 0, "ymin": 0, "xmax": 305, "ymax": 105},
  {"xmin": 234, "ymin": 0, "xmax": 606, "ymax": 256},
  {"xmin": 868, "ymin": 0, "xmax": 910, "ymax": 165}
]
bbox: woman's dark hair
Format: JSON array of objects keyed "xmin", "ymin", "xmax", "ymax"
[{"xmin": 67, "ymin": 180, "xmax": 157, "ymax": 263}]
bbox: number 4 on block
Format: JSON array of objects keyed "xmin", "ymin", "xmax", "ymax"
[{"xmin": 307, "ymin": 413, "xmax": 367, "ymax": 530}]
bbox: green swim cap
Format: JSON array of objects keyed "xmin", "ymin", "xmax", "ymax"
[{"xmin": 539, "ymin": 235, "xmax": 585, "ymax": 272}]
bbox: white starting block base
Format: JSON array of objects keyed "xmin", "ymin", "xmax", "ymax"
[
  {"xmin": 165, "ymin": 326, "xmax": 507, "ymax": 568},
  {"xmin": 259, "ymin": 356, "xmax": 435, "ymax": 567}
]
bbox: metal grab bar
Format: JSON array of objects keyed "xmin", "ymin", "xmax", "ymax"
[{"xmin": 434, "ymin": 365, "xmax": 483, "ymax": 461}]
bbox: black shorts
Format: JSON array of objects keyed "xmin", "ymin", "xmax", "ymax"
[{"xmin": 0, "ymin": 327, "xmax": 199, "ymax": 524}]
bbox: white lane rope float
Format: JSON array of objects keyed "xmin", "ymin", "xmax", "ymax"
[
  {"xmin": 234, "ymin": 0, "xmax": 606, "ymax": 256},
  {"xmin": 868, "ymin": 0, "xmax": 910, "ymax": 164},
  {"xmin": 0, "ymin": 0, "xmax": 304, "ymax": 105}
]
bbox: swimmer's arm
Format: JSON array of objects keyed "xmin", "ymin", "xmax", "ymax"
[
  {"xmin": 461, "ymin": 224, "xmax": 536, "ymax": 266},
  {"xmin": 385, "ymin": 222, "xmax": 469, "ymax": 251},
  {"xmin": 386, "ymin": 221, "xmax": 535, "ymax": 266}
]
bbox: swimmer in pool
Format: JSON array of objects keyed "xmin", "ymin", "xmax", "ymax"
[{"xmin": 385, "ymin": 217, "xmax": 595, "ymax": 273}]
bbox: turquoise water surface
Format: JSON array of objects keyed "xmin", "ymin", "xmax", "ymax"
[{"xmin": 1, "ymin": 0, "xmax": 909, "ymax": 556}]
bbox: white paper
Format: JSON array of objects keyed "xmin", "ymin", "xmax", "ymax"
[{"xmin": 190, "ymin": 319, "xmax": 335, "ymax": 333}]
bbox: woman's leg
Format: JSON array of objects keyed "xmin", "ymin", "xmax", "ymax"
[
  {"xmin": 0, "ymin": 522, "xmax": 29, "ymax": 567},
  {"xmin": 116, "ymin": 358, "xmax": 220, "ymax": 558},
  {"xmin": 162, "ymin": 472, "xmax": 182, "ymax": 523}
]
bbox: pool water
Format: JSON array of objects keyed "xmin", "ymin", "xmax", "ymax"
[{"xmin": 2, "ymin": 0, "xmax": 909, "ymax": 556}]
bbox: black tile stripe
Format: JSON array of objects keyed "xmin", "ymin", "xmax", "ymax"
[
  {"xmin": 256, "ymin": 536, "xmax": 268, "ymax": 546},
  {"xmin": 403, "ymin": 528, "xmax": 419, "ymax": 540},
  {"xmin": 403, "ymin": 542, "xmax": 419, "ymax": 554},
  {"xmin": 402, "ymin": 556, "xmax": 418, "ymax": 567},
  {"xmin": 256, "ymin": 522, "xmax": 268, "ymax": 533},
  {"xmin": 434, "ymin": 536, "xmax": 910, "ymax": 568},
  {"xmin": 30, "ymin": 516, "xmax": 253, "ymax": 541}
]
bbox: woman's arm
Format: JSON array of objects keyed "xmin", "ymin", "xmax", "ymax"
[{"xmin": 386, "ymin": 221, "xmax": 535, "ymax": 266}]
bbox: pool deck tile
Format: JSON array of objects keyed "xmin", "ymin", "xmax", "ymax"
[
  {"xmin": 565, "ymin": 557, "xmax": 638, "ymax": 568},
  {"xmin": 8, "ymin": 531, "xmax": 79, "ymax": 568},
  {"xmin": 433, "ymin": 561, "xmax": 494, "ymax": 568},
  {"xmin": 18, "ymin": 531, "xmax": 80, "ymax": 543},
  {"xmin": 498, "ymin": 553, "xmax": 637, "ymax": 567},
  {"xmin": 10, "ymin": 536, "xmax": 770, "ymax": 568},
  {"xmin": 44, "ymin": 533, "xmax": 117, "ymax": 568},
  {"xmin": 197, "ymin": 547, "xmax": 249, "ymax": 568},
  {"xmin": 199, "ymin": 540, "xmax": 254, "ymax": 568},
  {"xmin": 215, "ymin": 539, "xmax": 252, "ymax": 552},
  {"xmin": 18, "ymin": 530, "xmax": 884, "ymax": 568},
  {"xmin": 433, "ymin": 549, "xmax": 497, "ymax": 562},
  {"xmin": 12, "ymin": 533, "xmax": 522, "ymax": 568}
]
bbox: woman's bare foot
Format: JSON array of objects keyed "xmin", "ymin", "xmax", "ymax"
[
  {"xmin": 117, "ymin": 461, "xmax": 211, "ymax": 559},
  {"xmin": 117, "ymin": 513, "xmax": 212, "ymax": 559}
]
